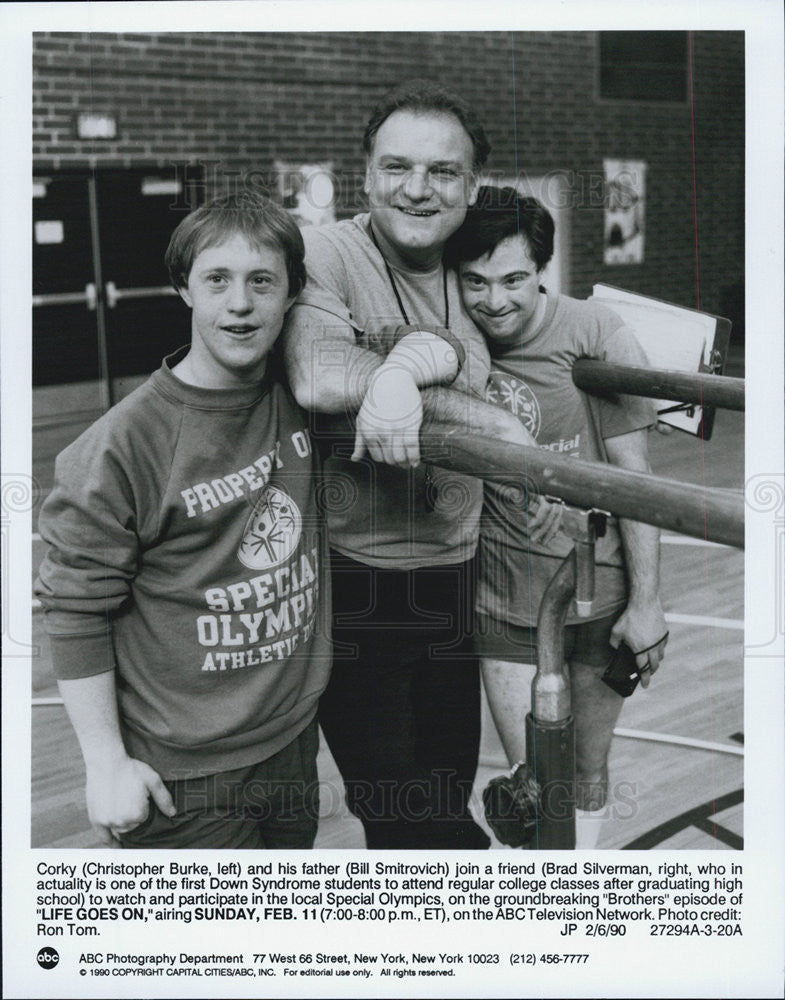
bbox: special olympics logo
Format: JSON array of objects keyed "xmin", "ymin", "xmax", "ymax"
[
  {"xmin": 238, "ymin": 485, "xmax": 302, "ymax": 570},
  {"xmin": 486, "ymin": 371, "xmax": 541, "ymax": 439}
]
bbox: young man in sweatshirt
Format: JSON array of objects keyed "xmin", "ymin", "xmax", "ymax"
[{"xmin": 34, "ymin": 192, "xmax": 336, "ymax": 848}]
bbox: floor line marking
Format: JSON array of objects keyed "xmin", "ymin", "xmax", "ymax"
[
  {"xmin": 665, "ymin": 612, "xmax": 743, "ymax": 631},
  {"xmin": 660, "ymin": 535, "xmax": 734, "ymax": 549},
  {"xmin": 614, "ymin": 727, "xmax": 744, "ymax": 756}
]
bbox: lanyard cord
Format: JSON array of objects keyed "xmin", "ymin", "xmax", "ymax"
[
  {"xmin": 368, "ymin": 223, "xmax": 450, "ymax": 329},
  {"xmin": 367, "ymin": 222, "xmax": 444, "ymax": 512}
]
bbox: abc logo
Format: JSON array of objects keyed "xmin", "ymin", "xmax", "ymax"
[{"xmin": 37, "ymin": 947, "xmax": 60, "ymax": 970}]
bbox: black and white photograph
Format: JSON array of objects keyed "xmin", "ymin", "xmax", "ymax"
[{"xmin": 2, "ymin": 1, "xmax": 783, "ymax": 997}]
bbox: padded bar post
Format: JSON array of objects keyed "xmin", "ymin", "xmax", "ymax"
[{"xmin": 526, "ymin": 552, "xmax": 576, "ymax": 849}]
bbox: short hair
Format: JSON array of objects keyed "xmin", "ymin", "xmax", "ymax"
[
  {"xmin": 444, "ymin": 185, "xmax": 555, "ymax": 271},
  {"xmin": 165, "ymin": 190, "xmax": 306, "ymax": 297},
  {"xmin": 362, "ymin": 79, "xmax": 491, "ymax": 172}
]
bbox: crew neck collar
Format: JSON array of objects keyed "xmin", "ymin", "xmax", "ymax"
[
  {"xmin": 153, "ymin": 345, "xmax": 273, "ymax": 409},
  {"xmin": 361, "ymin": 215, "xmax": 444, "ymax": 277},
  {"xmin": 487, "ymin": 288, "xmax": 556, "ymax": 357}
]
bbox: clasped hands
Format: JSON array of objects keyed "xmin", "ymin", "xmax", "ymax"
[{"xmin": 352, "ymin": 364, "xmax": 424, "ymax": 468}]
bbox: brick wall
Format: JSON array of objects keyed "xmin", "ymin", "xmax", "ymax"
[{"xmin": 33, "ymin": 30, "xmax": 744, "ymax": 325}]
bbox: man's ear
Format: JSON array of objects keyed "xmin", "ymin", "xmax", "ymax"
[
  {"xmin": 363, "ymin": 159, "xmax": 372, "ymax": 196},
  {"xmin": 177, "ymin": 285, "xmax": 193, "ymax": 309}
]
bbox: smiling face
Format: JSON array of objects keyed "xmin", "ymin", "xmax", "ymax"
[
  {"xmin": 458, "ymin": 234, "xmax": 544, "ymax": 346},
  {"xmin": 177, "ymin": 233, "xmax": 295, "ymax": 389},
  {"xmin": 364, "ymin": 110, "xmax": 478, "ymax": 270}
]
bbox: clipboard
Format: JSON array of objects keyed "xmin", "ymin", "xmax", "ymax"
[{"xmin": 591, "ymin": 283, "xmax": 733, "ymax": 440}]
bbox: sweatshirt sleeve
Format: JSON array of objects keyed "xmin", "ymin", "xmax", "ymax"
[{"xmin": 35, "ymin": 425, "xmax": 142, "ymax": 680}]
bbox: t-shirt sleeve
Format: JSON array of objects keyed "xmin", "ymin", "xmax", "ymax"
[
  {"xmin": 588, "ymin": 308, "xmax": 658, "ymax": 439},
  {"xmin": 290, "ymin": 225, "xmax": 356, "ymax": 331},
  {"xmin": 34, "ymin": 428, "xmax": 141, "ymax": 679},
  {"xmin": 288, "ymin": 225, "xmax": 466, "ymax": 372}
]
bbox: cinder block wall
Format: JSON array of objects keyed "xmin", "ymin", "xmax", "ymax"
[{"xmin": 33, "ymin": 31, "xmax": 744, "ymax": 324}]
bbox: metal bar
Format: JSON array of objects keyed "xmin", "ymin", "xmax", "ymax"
[
  {"xmin": 87, "ymin": 174, "xmax": 112, "ymax": 412},
  {"xmin": 572, "ymin": 359, "xmax": 745, "ymax": 411},
  {"xmin": 419, "ymin": 427, "xmax": 744, "ymax": 548}
]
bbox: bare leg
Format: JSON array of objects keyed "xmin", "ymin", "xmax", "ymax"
[
  {"xmin": 568, "ymin": 658, "xmax": 624, "ymax": 848},
  {"xmin": 481, "ymin": 657, "xmax": 536, "ymax": 766},
  {"xmin": 568, "ymin": 658, "xmax": 624, "ymax": 809}
]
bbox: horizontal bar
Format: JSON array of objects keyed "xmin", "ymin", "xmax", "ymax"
[
  {"xmin": 32, "ymin": 291, "xmax": 90, "ymax": 307},
  {"xmin": 419, "ymin": 427, "xmax": 744, "ymax": 548},
  {"xmin": 572, "ymin": 359, "xmax": 745, "ymax": 411},
  {"xmin": 34, "ymin": 409, "xmax": 104, "ymax": 432}
]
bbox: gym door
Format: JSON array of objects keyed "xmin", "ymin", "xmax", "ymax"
[{"xmin": 33, "ymin": 167, "xmax": 202, "ymax": 489}]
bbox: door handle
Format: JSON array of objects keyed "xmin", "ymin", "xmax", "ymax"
[
  {"xmin": 103, "ymin": 281, "xmax": 177, "ymax": 309},
  {"xmin": 32, "ymin": 283, "xmax": 99, "ymax": 309}
]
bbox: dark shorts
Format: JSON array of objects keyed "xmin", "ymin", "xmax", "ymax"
[
  {"xmin": 473, "ymin": 609, "xmax": 623, "ymax": 666},
  {"xmin": 120, "ymin": 717, "xmax": 320, "ymax": 850},
  {"xmin": 318, "ymin": 551, "xmax": 489, "ymax": 850}
]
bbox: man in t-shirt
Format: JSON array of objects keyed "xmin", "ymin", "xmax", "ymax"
[
  {"xmin": 283, "ymin": 81, "xmax": 539, "ymax": 849},
  {"xmin": 445, "ymin": 186, "xmax": 669, "ymax": 847}
]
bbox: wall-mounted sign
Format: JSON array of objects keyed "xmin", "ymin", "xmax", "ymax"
[
  {"xmin": 34, "ymin": 220, "xmax": 64, "ymax": 245},
  {"xmin": 141, "ymin": 177, "xmax": 183, "ymax": 197},
  {"xmin": 76, "ymin": 113, "xmax": 117, "ymax": 140},
  {"xmin": 603, "ymin": 158, "xmax": 646, "ymax": 264},
  {"xmin": 275, "ymin": 161, "xmax": 336, "ymax": 228}
]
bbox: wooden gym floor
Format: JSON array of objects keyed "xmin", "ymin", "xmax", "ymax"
[{"xmin": 29, "ymin": 348, "xmax": 744, "ymax": 850}]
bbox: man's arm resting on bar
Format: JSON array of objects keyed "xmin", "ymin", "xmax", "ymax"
[{"xmin": 283, "ymin": 305, "xmax": 460, "ymax": 465}]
